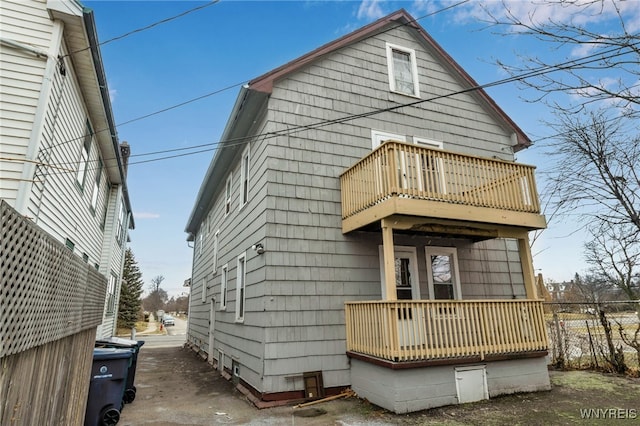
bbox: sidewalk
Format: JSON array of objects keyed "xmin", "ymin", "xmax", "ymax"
[{"xmin": 136, "ymin": 319, "xmax": 160, "ymax": 336}]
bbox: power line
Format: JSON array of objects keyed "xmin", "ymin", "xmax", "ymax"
[
  {"xmin": 35, "ymin": 1, "xmax": 640, "ymax": 173},
  {"xmin": 62, "ymin": 1, "xmax": 220, "ymax": 59},
  {"xmin": 116, "ymin": 79, "xmax": 249, "ymax": 127},
  {"xmin": 45, "ymin": 0, "xmax": 471, "ymax": 153},
  {"xmin": 42, "ymin": 38, "xmax": 640, "ymax": 174}
]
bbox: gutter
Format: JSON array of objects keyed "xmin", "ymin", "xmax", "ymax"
[
  {"xmin": 82, "ymin": 8, "xmax": 134, "ymax": 228},
  {"xmin": 184, "ymin": 85, "xmax": 252, "ymax": 237}
]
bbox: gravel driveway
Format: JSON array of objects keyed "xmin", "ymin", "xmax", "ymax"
[{"xmin": 118, "ymin": 345, "xmax": 640, "ymax": 425}]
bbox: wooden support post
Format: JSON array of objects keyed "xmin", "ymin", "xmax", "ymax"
[
  {"xmin": 381, "ymin": 218, "xmax": 396, "ymax": 301},
  {"xmin": 518, "ymin": 233, "xmax": 538, "ymax": 299}
]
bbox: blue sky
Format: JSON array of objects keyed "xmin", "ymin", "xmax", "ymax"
[{"xmin": 84, "ymin": 0, "xmax": 639, "ymax": 297}]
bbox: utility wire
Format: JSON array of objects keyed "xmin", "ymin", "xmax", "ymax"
[
  {"xmin": 32, "ymin": 1, "xmax": 640, "ymax": 173},
  {"xmin": 62, "ymin": 0, "xmax": 220, "ymax": 59},
  {"xmin": 44, "ymin": 0, "xmax": 471, "ymax": 153},
  {"xmin": 42, "ymin": 39, "xmax": 640, "ymax": 174},
  {"xmin": 118, "ymin": 0, "xmax": 471, "ymax": 128},
  {"xmin": 117, "ymin": 79, "xmax": 249, "ymax": 127},
  {"xmin": 131, "ymin": 39, "xmax": 640, "ymax": 161}
]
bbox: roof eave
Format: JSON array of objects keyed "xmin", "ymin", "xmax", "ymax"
[
  {"xmin": 48, "ymin": 2, "xmax": 134, "ymax": 217},
  {"xmin": 248, "ymin": 8, "xmax": 530, "ymax": 149},
  {"xmin": 185, "ymin": 86, "xmax": 268, "ymax": 236}
]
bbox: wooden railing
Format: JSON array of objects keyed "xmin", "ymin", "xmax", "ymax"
[
  {"xmin": 345, "ymin": 300, "xmax": 548, "ymax": 362},
  {"xmin": 340, "ymin": 141, "xmax": 541, "ymax": 219}
]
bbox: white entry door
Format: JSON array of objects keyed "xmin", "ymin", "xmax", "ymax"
[
  {"xmin": 379, "ymin": 246, "xmax": 420, "ymax": 300},
  {"xmin": 379, "ymin": 246, "xmax": 423, "ymax": 347}
]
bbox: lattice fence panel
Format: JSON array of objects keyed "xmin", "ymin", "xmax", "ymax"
[{"xmin": 1, "ymin": 200, "xmax": 107, "ymax": 358}]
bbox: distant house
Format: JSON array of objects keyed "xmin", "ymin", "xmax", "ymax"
[
  {"xmin": 185, "ymin": 10, "xmax": 549, "ymax": 413},
  {"xmin": 0, "ymin": 0, "xmax": 133, "ymax": 338}
]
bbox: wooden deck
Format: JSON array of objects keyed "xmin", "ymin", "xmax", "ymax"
[
  {"xmin": 345, "ymin": 299, "xmax": 548, "ymax": 362},
  {"xmin": 340, "ymin": 141, "xmax": 546, "ymax": 233}
]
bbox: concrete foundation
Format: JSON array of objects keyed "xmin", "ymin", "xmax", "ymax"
[{"xmin": 350, "ymin": 356, "xmax": 551, "ymax": 414}]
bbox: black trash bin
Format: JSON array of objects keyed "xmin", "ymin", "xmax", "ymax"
[
  {"xmin": 95, "ymin": 337, "xmax": 145, "ymax": 404},
  {"xmin": 85, "ymin": 348, "xmax": 132, "ymax": 426}
]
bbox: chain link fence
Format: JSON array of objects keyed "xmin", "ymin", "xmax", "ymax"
[{"xmin": 545, "ymin": 301, "xmax": 640, "ymax": 373}]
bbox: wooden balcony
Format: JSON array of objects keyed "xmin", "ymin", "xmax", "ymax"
[
  {"xmin": 340, "ymin": 141, "xmax": 547, "ymax": 233},
  {"xmin": 345, "ymin": 300, "xmax": 548, "ymax": 363}
]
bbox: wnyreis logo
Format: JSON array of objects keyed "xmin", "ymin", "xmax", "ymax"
[{"xmin": 580, "ymin": 408, "xmax": 637, "ymax": 420}]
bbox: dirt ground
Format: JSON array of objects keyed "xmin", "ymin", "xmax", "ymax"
[{"xmin": 118, "ymin": 346, "xmax": 640, "ymax": 425}]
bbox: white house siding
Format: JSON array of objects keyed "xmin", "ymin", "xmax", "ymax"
[
  {"xmin": 190, "ymin": 22, "xmax": 530, "ymax": 397},
  {"xmin": 1, "ymin": 0, "xmax": 131, "ymax": 339},
  {"xmin": 0, "ymin": 0, "xmax": 52, "ymax": 202},
  {"xmin": 96, "ymin": 189, "xmax": 129, "ymax": 339},
  {"xmin": 25, "ymin": 41, "xmax": 109, "ymax": 269}
]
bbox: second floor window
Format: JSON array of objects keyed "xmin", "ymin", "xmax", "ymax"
[
  {"xmin": 116, "ymin": 202, "xmax": 125, "ymax": 246},
  {"xmin": 225, "ymin": 174, "xmax": 232, "ymax": 215},
  {"xmin": 240, "ymin": 147, "xmax": 250, "ymax": 209},
  {"xmin": 212, "ymin": 230, "xmax": 219, "ymax": 274},
  {"xmin": 91, "ymin": 158, "xmax": 103, "ymax": 211},
  {"xmin": 386, "ymin": 43, "xmax": 420, "ymax": 97},
  {"xmin": 76, "ymin": 120, "xmax": 93, "ymax": 189}
]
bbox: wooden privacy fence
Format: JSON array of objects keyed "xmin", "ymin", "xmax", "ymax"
[
  {"xmin": 1, "ymin": 200, "xmax": 108, "ymax": 425},
  {"xmin": 340, "ymin": 141, "xmax": 541, "ymax": 219},
  {"xmin": 345, "ymin": 299, "xmax": 548, "ymax": 362}
]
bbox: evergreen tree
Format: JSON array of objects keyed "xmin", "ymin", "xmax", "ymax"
[{"xmin": 118, "ymin": 248, "xmax": 144, "ymax": 329}]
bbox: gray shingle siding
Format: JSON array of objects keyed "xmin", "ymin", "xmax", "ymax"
[{"xmin": 188, "ymin": 23, "xmax": 530, "ymax": 396}]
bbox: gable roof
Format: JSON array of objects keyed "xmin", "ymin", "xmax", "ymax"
[
  {"xmin": 248, "ymin": 9, "xmax": 530, "ymax": 150},
  {"xmin": 185, "ymin": 9, "xmax": 531, "ymax": 236}
]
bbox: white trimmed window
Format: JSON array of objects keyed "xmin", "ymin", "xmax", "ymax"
[
  {"xmin": 220, "ymin": 264, "xmax": 228, "ymax": 310},
  {"xmin": 76, "ymin": 120, "xmax": 92, "ymax": 189},
  {"xmin": 91, "ymin": 158, "xmax": 102, "ymax": 211},
  {"xmin": 201, "ymin": 278, "xmax": 207, "ymax": 303},
  {"xmin": 239, "ymin": 147, "xmax": 250, "ymax": 209},
  {"xmin": 371, "ymin": 130, "xmax": 406, "ymax": 149},
  {"xmin": 116, "ymin": 202, "xmax": 126, "ymax": 246},
  {"xmin": 225, "ymin": 174, "xmax": 232, "ymax": 215},
  {"xmin": 413, "ymin": 137, "xmax": 446, "ymax": 194},
  {"xmin": 425, "ymin": 247, "xmax": 462, "ymax": 300},
  {"xmin": 107, "ymin": 273, "xmax": 117, "ymax": 315},
  {"xmin": 235, "ymin": 253, "xmax": 246, "ymax": 322},
  {"xmin": 197, "ymin": 231, "xmax": 203, "ymax": 257},
  {"xmin": 386, "ymin": 43, "xmax": 420, "ymax": 97},
  {"xmin": 413, "ymin": 137, "xmax": 443, "ymax": 150},
  {"xmin": 212, "ymin": 230, "xmax": 219, "ymax": 274}
]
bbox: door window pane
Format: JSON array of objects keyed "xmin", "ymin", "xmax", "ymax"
[{"xmin": 395, "ymin": 257, "xmax": 412, "ymax": 300}]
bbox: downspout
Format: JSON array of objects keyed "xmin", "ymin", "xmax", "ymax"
[{"xmin": 10, "ymin": 21, "xmax": 64, "ymax": 215}]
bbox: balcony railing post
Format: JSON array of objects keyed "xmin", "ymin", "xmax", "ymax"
[{"xmin": 387, "ymin": 142, "xmax": 398, "ymax": 194}]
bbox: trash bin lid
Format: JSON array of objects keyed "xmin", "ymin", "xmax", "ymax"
[
  {"xmin": 93, "ymin": 347, "xmax": 133, "ymax": 360},
  {"xmin": 96, "ymin": 336, "xmax": 145, "ymax": 348}
]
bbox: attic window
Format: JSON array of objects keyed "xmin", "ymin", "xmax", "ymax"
[{"xmin": 386, "ymin": 43, "xmax": 420, "ymax": 97}]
